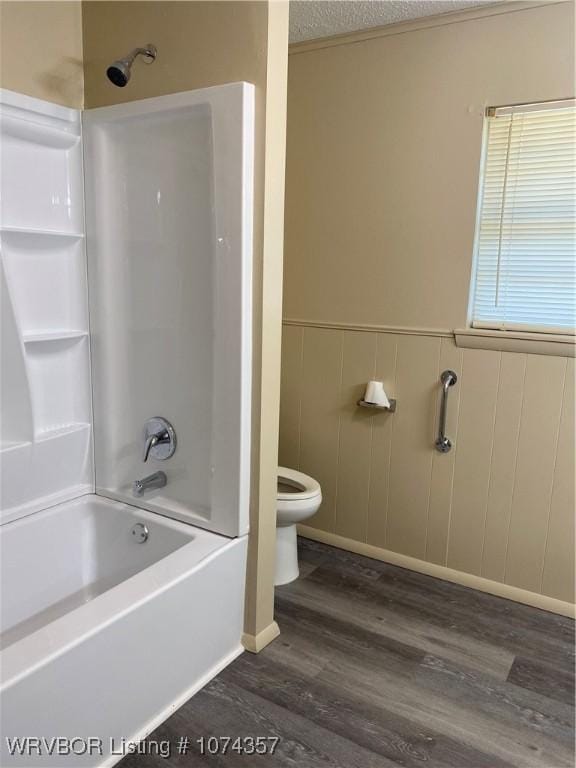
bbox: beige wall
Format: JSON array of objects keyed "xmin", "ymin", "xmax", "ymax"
[
  {"xmin": 0, "ymin": 1, "xmax": 84, "ymax": 108},
  {"xmin": 82, "ymin": 0, "xmax": 288, "ymax": 645},
  {"xmin": 280, "ymin": 2, "xmax": 575, "ymax": 612},
  {"xmin": 82, "ymin": 1, "xmax": 268, "ymax": 108},
  {"xmin": 284, "ymin": 2, "xmax": 574, "ymax": 330}
]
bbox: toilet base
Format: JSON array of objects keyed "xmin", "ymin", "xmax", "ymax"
[{"xmin": 275, "ymin": 523, "xmax": 299, "ymax": 586}]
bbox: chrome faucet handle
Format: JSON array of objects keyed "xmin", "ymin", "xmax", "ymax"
[
  {"xmin": 142, "ymin": 432, "xmax": 163, "ymax": 462},
  {"xmin": 142, "ymin": 417, "xmax": 176, "ymax": 462}
]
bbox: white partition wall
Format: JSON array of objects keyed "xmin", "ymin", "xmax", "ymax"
[
  {"xmin": 0, "ymin": 91, "xmax": 93, "ymax": 523},
  {"xmin": 83, "ymin": 83, "xmax": 254, "ymax": 537}
]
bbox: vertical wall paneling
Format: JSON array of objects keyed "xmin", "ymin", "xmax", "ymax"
[
  {"xmin": 366, "ymin": 333, "xmax": 399, "ymax": 548},
  {"xmin": 386, "ymin": 335, "xmax": 441, "ymax": 559},
  {"xmin": 299, "ymin": 327, "xmax": 343, "ymax": 532},
  {"xmin": 481, "ymin": 353, "xmax": 527, "ymax": 582},
  {"xmin": 281, "ymin": 323, "xmax": 575, "ymax": 607},
  {"xmin": 334, "ymin": 330, "xmax": 377, "ymax": 541},
  {"xmin": 505, "ymin": 355, "xmax": 567, "ymax": 593},
  {"xmin": 448, "ymin": 349, "xmax": 500, "ymax": 575},
  {"xmin": 426, "ymin": 338, "xmax": 463, "ymax": 565},
  {"xmin": 279, "ymin": 324, "xmax": 303, "ymax": 468},
  {"xmin": 541, "ymin": 358, "xmax": 575, "ymax": 602}
]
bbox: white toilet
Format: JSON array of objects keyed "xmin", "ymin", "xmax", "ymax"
[{"xmin": 275, "ymin": 467, "xmax": 322, "ymax": 586}]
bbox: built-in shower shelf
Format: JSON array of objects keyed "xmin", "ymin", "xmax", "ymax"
[
  {"xmin": 23, "ymin": 330, "xmax": 88, "ymax": 344},
  {"xmin": 0, "ymin": 226, "xmax": 84, "ymax": 239},
  {"xmin": 35, "ymin": 423, "xmax": 91, "ymax": 442}
]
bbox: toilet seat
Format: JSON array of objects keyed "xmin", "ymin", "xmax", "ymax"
[{"xmin": 277, "ymin": 467, "xmax": 321, "ymax": 502}]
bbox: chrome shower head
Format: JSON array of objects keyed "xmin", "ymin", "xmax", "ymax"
[{"xmin": 106, "ymin": 45, "xmax": 157, "ymax": 87}]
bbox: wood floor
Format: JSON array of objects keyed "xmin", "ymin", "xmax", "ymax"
[{"xmin": 120, "ymin": 537, "xmax": 575, "ymax": 768}]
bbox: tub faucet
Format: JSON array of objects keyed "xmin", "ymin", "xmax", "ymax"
[{"xmin": 133, "ymin": 471, "xmax": 167, "ymax": 497}]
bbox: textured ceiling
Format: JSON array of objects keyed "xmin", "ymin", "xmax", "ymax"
[{"xmin": 289, "ymin": 1, "xmax": 500, "ymax": 43}]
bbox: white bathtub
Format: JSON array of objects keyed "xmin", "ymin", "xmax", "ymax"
[{"xmin": 0, "ymin": 495, "xmax": 248, "ymax": 767}]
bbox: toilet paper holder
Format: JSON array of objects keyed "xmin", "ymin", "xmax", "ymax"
[{"xmin": 357, "ymin": 397, "xmax": 397, "ymax": 413}]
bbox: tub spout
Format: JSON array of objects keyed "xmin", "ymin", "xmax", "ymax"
[{"xmin": 133, "ymin": 471, "xmax": 167, "ymax": 497}]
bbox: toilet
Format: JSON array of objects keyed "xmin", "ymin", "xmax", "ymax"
[{"xmin": 275, "ymin": 467, "xmax": 322, "ymax": 586}]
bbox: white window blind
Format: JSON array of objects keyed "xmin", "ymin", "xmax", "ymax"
[{"xmin": 470, "ymin": 100, "xmax": 576, "ymax": 334}]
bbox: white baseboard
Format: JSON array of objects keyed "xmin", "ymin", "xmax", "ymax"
[
  {"xmin": 100, "ymin": 645, "xmax": 244, "ymax": 768},
  {"xmin": 242, "ymin": 620, "xmax": 281, "ymax": 653},
  {"xmin": 298, "ymin": 525, "xmax": 575, "ymax": 619}
]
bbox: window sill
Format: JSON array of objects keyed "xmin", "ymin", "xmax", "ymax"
[{"xmin": 454, "ymin": 329, "xmax": 575, "ymax": 357}]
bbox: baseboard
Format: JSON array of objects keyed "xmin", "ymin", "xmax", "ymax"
[
  {"xmin": 242, "ymin": 621, "xmax": 281, "ymax": 653},
  {"xmin": 298, "ymin": 525, "xmax": 575, "ymax": 619},
  {"xmin": 100, "ymin": 645, "xmax": 244, "ymax": 768}
]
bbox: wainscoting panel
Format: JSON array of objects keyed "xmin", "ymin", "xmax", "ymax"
[
  {"xmin": 298, "ymin": 327, "xmax": 343, "ymax": 533},
  {"xmin": 386, "ymin": 335, "xmax": 441, "ymax": 560},
  {"xmin": 279, "ymin": 322, "xmax": 575, "ymax": 609},
  {"xmin": 279, "ymin": 324, "xmax": 303, "ymax": 470},
  {"xmin": 542, "ymin": 358, "xmax": 575, "ymax": 603},
  {"xmin": 447, "ymin": 349, "xmax": 501, "ymax": 576},
  {"xmin": 505, "ymin": 355, "xmax": 567, "ymax": 594},
  {"xmin": 481, "ymin": 352, "xmax": 526, "ymax": 584},
  {"xmin": 366, "ymin": 332, "xmax": 398, "ymax": 549},
  {"xmin": 335, "ymin": 331, "xmax": 377, "ymax": 541}
]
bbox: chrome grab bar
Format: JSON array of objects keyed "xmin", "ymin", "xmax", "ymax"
[{"xmin": 435, "ymin": 370, "xmax": 458, "ymax": 453}]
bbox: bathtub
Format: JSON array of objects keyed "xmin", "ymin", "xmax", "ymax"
[{"xmin": 0, "ymin": 494, "xmax": 248, "ymax": 767}]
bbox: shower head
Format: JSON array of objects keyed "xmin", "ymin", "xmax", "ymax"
[{"xmin": 106, "ymin": 45, "xmax": 157, "ymax": 87}]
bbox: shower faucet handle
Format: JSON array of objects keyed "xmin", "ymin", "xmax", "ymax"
[
  {"xmin": 142, "ymin": 417, "xmax": 176, "ymax": 462},
  {"xmin": 142, "ymin": 432, "xmax": 164, "ymax": 462}
]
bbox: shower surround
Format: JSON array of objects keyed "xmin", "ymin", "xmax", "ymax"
[{"xmin": 0, "ymin": 82, "xmax": 254, "ymax": 766}]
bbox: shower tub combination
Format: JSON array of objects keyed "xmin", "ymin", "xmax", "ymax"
[{"xmin": 0, "ymin": 82, "xmax": 254, "ymax": 766}]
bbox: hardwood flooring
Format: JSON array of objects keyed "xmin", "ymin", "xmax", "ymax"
[{"xmin": 119, "ymin": 537, "xmax": 575, "ymax": 768}]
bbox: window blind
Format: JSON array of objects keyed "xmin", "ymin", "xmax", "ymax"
[{"xmin": 470, "ymin": 99, "xmax": 576, "ymax": 334}]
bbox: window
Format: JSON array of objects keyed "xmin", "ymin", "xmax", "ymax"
[{"xmin": 469, "ymin": 100, "xmax": 576, "ymax": 334}]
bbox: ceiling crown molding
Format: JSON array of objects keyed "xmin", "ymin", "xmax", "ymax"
[{"xmin": 289, "ymin": 1, "xmax": 563, "ymax": 55}]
